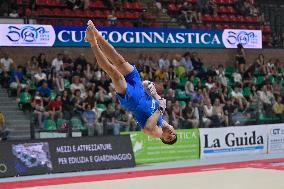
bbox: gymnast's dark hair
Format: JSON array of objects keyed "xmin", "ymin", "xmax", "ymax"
[{"xmin": 160, "ymin": 134, "xmax": 178, "ymax": 145}]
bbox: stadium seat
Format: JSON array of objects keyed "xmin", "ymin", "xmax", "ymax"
[
  {"xmin": 256, "ymin": 76, "xmax": 265, "ymax": 86},
  {"xmin": 72, "ymin": 20, "xmax": 83, "ymax": 26},
  {"xmin": 150, "ymin": 22, "xmax": 161, "ymax": 28},
  {"xmin": 225, "ymin": 66, "xmax": 235, "ymax": 77},
  {"xmin": 178, "ymin": 77, "xmax": 188, "ymax": 89},
  {"xmin": 74, "ymin": 9, "xmax": 84, "ymax": 17},
  {"xmin": 43, "ymin": 119, "xmax": 57, "ymax": 131},
  {"xmin": 212, "ymin": 15, "xmax": 221, "ymax": 22},
  {"xmin": 56, "ymin": 118, "xmax": 68, "ymax": 129},
  {"xmin": 25, "ymin": 8, "xmax": 32, "ymax": 16},
  {"xmin": 41, "ymin": 8, "xmax": 52, "ymax": 16},
  {"xmin": 244, "ymin": 16, "xmax": 253, "ymax": 22},
  {"xmin": 36, "ymin": 0, "xmax": 47, "ymax": 6},
  {"xmin": 122, "ymin": 21, "xmax": 133, "ymax": 27},
  {"xmin": 262, "ymin": 25, "xmax": 272, "ymax": 33},
  {"xmin": 53, "ymin": 8, "xmax": 62, "ymax": 17},
  {"xmin": 132, "ymin": 2, "xmax": 142, "ymax": 10},
  {"xmin": 227, "ymin": 0, "xmax": 234, "ymax": 4},
  {"xmin": 63, "ymin": 8, "xmax": 74, "ymax": 17},
  {"xmin": 46, "ymin": 0, "xmax": 57, "ymax": 6},
  {"xmin": 96, "ymin": 103, "xmax": 106, "ymax": 111},
  {"xmin": 215, "ymin": 24, "xmax": 223, "ymax": 30},
  {"xmin": 220, "ymin": 15, "xmax": 229, "ymax": 22},
  {"xmin": 17, "ymin": 0, "xmax": 23, "ymax": 5},
  {"xmin": 236, "ymin": 15, "xmax": 244, "ymax": 22},
  {"xmin": 114, "ymin": 11, "xmax": 125, "ymax": 19},
  {"xmin": 70, "ymin": 117, "xmax": 85, "ymax": 130},
  {"xmin": 179, "ymin": 101, "xmax": 187, "ymax": 108},
  {"xmin": 215, "ymin": 0, "xmax": 225, "ymax": 5},
  {"xmin": 227, "ymin": 6, "xmax": 236, "ymax": 14},
  {"xmin": 122, "ymin": 2, "xmax": 132, "ymax": 9},
  {"xmin": 229, "ymin": 15, "xmax": 237, "ymax": 22},
  {"xmin": 204, "ymin": 23, "xmax": 212, "ymax": 29},
  {"xmin": 242, "ymin": 87, "xmax": 251, "ymax": 97},
  {"xmin": 193, "ymin": 77, "xmax": 200, "ymax": 87},
  {"xmin": 91, "ymin": 0, "xmax": 105, "ymax": 9},
  {"xmin": 202, "ymin": 14, "xmax": 212, "ymax": 22},
  {"xmin": 218, "ymin": 6, "xmax": 226, "ymax": 14},
  {"xmin": 167, "ymin": 4, "xmax": 179, "ymax": 13}
]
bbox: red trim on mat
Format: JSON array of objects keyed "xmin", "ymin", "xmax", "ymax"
[{"xmin": 2, "ymin": 158, "xmax": 284, "ymax": 189}]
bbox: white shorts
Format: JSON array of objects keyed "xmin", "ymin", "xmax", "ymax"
[{"xmin": 9, "ymin": 82, "xmax": 26, "ymax": 89}]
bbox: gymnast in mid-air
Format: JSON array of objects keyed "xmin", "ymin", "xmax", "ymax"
[{"xmin": 85, "ymin": 20, "xmax": 177, "ymax": 145}]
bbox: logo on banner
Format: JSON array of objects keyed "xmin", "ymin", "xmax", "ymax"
[
  {"xmin": 204, "ymin": 131, "xmax": 264, "ymax": 148},
  {"xmin": 222, "ymin": 29, "xmax": 262, "ymax": 49},
  {"xmin": 0, "ymin": 24, "xmax": 55, "ymax": 46},
  {"xmin": 270, "ymin": 128, "xmax": 284, "ymax": 136},
  {"xmin": 6, "ymin": 26, "xmax": 48, "ymax": 42},
  {"xmin": 0, "ymin": 163, "xmax": 7, "ymax": 173}
]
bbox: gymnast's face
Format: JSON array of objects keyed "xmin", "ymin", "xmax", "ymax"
[{"xmin": 162, "ymin": 124, "xmax": 176, "ymax": 143}]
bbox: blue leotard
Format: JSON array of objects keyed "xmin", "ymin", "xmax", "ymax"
[{"xmin": 116, "ymin": 66, "xmax": 162, "ymax": 129}]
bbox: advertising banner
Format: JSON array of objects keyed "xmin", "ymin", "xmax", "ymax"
[
  {"xmin": 268, "ymin": 124, "xmax": 284, "ymax": 154},
  {"xmin": 122, "ymin": 129, "xmax": 200, "ymax": 164},
  {"xmin": 0, "ymin": 24, "xmax": 55, "ymax": 46},
  {"xmin": 0, "ymin": 135, "xmax": 135, "ymax": 178},
  {"xmin": 53, "ymin": 26, "xmax": 262, "ymax": 48},
  {"xmin": 200, "ymin": 126, "xmax": 268, "ymax": 159},
  {"xmin": 0, "ymin": 24, "xmax": 262, "ymax": 48}
]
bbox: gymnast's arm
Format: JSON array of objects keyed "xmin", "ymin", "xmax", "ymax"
[{"xmin": 143, "ymin": 109, "xmax": 163, "ymax": 138}]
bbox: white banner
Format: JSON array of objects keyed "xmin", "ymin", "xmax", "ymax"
[
  {"xmin": 268, "ymin": 123, "xmax": 284, "ymax": 154},
  {"xmin": 200, "ymin": 125, "xmax": 268, "ymax": 159},
  {"xmin": 222, "ymin": 29, "xmax": 262, "ymax": 49},
  {"xmin": 0, "ymin": 24, "xmax": 55, "ymax": 46}
]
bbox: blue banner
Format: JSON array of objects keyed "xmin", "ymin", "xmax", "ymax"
[{"xmin": 0, "ymin": 24, "xmax": 262, "ymax": 49}]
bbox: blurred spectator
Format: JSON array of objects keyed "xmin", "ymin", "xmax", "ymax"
[
  {"xmin": 231, "ymin": 85, "xmax": 246, "ymax": 110},
  {"xmin": 84, "ymin": 89, "xmax": 96, "ymax": 108},
  {"xmin": 203, "ymin": 0, "xmax": 217, "ymax": 15},
  {"xmin": 101, "ymin": 103, "xmax": 119, "ymax": 135},
  {"xmin": 181, "ymin": 52, "xmax": 194, "ymax": 73},
  {"xmin": 82, "ymin": 103, "xmax": 101, "ymax": 136},
  {"xmin": 235, "ymin": 44, "xmax": 246, "ymax": 73},
  {"xmin": 52, "ymin": 53, "xmax": 64, "ymax": 73},
  {"xmin": 0, "ymin": 112, "xmax": 9, "ymax": 141},
  {"xmin": 37, "ymin": 53, "xmax": 49, "ymax": 74},
  {"xmin": 181, "ymin": 100, "xmax": 199, "ymax": 128},
  {"xmin": 114, "ymin": 103, "xmax": 131, "ymax": 133},
  {"xmin": 48, "ymin": 95, "xmax": 63, "ymax": 121},
  {"xmin": 272, "ymin": 96, "xmax": 284, "ymax": 122},
  {"xmin": 223, "ymin": 98, "xmax": 238, "ymax": 126},
  {"xmin": 62, "ymin": 90, "xmax": 73, "ymax": 120},
  {"xmin": 213, "ymin": 98, "xmax": 225, "ymax": 126},
  {"xmin": 34, "ymin": 67, "xmax": 47, "ymax": 86},
  {"xmin": 71, "ymin": 89, "xmax": 84, "ymax": 116},
  {"xmin": 107, "ymin": 10, "xmax": 117, "ymax": 26},
  {"xmin": 70, "ymin": 76, "xmax": 86, "ymax": 98},
  {"xmin": 185, "ymin": 75, "xmax": 194, "ymax": 95},
  {"xmin": 74, "ymin": 53, "xmax": 87, "ymax": 71},
  {"xmin": 37, "ymin": 81, "xmax": 51, "ymax": 105},
  {"xmin": 0, "ymin": 53, "xmax": 14, "ymax": 74},
  {"xmin": 9, "ymin": 8, "xmax": 19, "ymax": 17},
  {"xmin": 31, "ymin": 92, "xmax": 49, "ymax": 128},
  {"xmin": 258, "ymin": 84, "xmax": 274, "ymax": 112},
  {"xmin": 26, "ymin": 56, "xmax": 38, "ymax": 75},
  {"xmin": 158, "ymin": 53, "xmax": 170, "ymax": 69},
  {"xmin": 171, "ymin": 101, "xmax": 182, "ymax": 129},
  {"xmin": 65, "ymin": 0, "xmax": 89, "ymax": 10},
  {"xmin": 62, "ymin": 51, "xmax": 73, "ymax": 77},
  {"xmin": 10, "ymin": 66, "xmax": 26, "ymax": 97}
]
